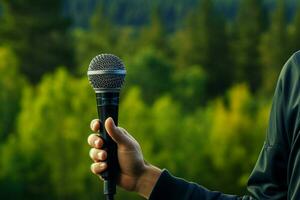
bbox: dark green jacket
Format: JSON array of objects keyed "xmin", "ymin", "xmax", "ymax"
[{"xmin": 149, "ymin": 52, "xmax": 300, "ymax": 200}]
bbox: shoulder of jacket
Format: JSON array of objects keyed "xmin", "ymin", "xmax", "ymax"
[
  {"xmin": 289, "ymin": 50, "xmax": 300, "ymax": 69},
  {"xmin": 279, "ymin": 51, "xmax": 300, "ymax": 81}
]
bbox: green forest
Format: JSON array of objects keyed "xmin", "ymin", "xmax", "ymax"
[{"xmin": 0, "ymin": 0, "xmax": 299, "ymax": 199}]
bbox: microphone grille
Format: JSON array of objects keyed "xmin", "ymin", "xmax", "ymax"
[
  {"xmin": 87, "ymin": 54, "xmax": 126, "ymax": 93},
  {"xmin": 88, "ymin": 54, "xmax": 125, "ymax": 71}
]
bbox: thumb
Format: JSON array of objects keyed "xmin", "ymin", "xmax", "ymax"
[{"xmin": 105, "ymin": 117, "xmax": 128, "ymax": 145}]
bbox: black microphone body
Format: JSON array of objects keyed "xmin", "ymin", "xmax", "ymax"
[
  {"xmin": 87, "ymin": 54, "xmax": 126, "ymax": 200},
  {"xmin": 96, "ymin": 92, "xmax": 120, "ymax": 196}
]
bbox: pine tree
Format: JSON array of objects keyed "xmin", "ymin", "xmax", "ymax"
[
  {"xmin": 126, "ymin": 48, "xmax": 173, "ymax": 104},
  {"xmin": 179, "ymin": 0, "xmax": 233, "ymax": 98},
  {"xmin": 74, "ymin": 3, "xmax": 122, "ymax": 74},
  {"xmin": 260, "ymin": 0, "xmax": 289, "ymax": 93},
  {"xmin": 138, "ymin": 6, "xmax": 167, "ymax": 53},
  {"xmin": 0, "ymin": 47, "xmax": 26, "ymax": 142},
  {"xmin": 233, "ymin": 0, "xmax": 266, "ymax": 91},
  {"xmin": 0, "ymin": 0, "xmax": 74, "ymax": 83}
]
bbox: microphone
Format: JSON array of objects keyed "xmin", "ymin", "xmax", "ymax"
[{"xmin": 87, "ymin": 54, "xmax": 126, "ymax": 200}]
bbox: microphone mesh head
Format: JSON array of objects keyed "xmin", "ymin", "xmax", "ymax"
[{"xmin": 87, "ymin": 54, "xmax": 126, "ymax": 93}]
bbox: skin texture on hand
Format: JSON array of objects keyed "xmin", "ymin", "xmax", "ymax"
[{"xmin": 88, "ymin": 117, "xmax": 162, "ymax": 199}]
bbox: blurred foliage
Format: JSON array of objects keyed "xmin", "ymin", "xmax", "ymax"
[
  {"xmin": 260, "ymin": 0, "xmax": 290, "ymax": 94},
  {"xmin": 174, "ymin": 0, "xmax": 233, "ymax": 99},
  {"xmin": 233, "ymin": 0, "xmax": 266, "ymax": 91},
  {"xmin": 63, "ymin": 0, "xmax": 298, "ymax": 28},
  {"xmin": 0, "ymin": 47, "xmax": 26, "ymax": 142},
  {"xmin": 0, "ymin": 0, "xmax": 75, "ymax": 83},
  {"xmin": 125, "ymin": 48, "xmax": 173, "ymax": 104},
  {"xmin": 0, "ymin": 0, "xmax": 299, "ymax": 199}
]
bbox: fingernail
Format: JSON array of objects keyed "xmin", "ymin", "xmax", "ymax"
[
  {"xmin": 100, "ymin": 162, "xmax": 106, "ymax": 169},
  {"xmin": 98, "ymin": 152, "xmax": 103, "ymax": 160},
  {"xmin": 94, "ymin": 139, "xmax": 100, "ymax": 147},
  {"xmin": 110, "ymin": 117, "xmax": 116, "ymax": 128}
]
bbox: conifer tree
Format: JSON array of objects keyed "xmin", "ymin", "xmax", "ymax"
[
  {"xmin": 233, "ymin": 0, "xmax": 266, "ymax": 91},
  {"xmin": 74, "ymin": 3, "xmax": 124, "ymax": 74},
  {"xmin": 0, "ymin": 47, "xmax": 26, "ymax": 142},
  {"xmin": 138, "ymin": 6, "xmax": 167, "ymax": 53},
  {"xmin": 0, "ymin": 0, "xmax": 74, "ymax": 83},
  {"xmin": 260, "ymin": 0, "xmax": 289, "ymax": 93},
  {"xmin": 181, "ymin": 0, "xmax": 233, "ymax": 98}
]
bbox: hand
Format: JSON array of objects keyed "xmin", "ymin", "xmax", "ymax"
[{"xmin": 88, "ymin": 117, "xmax": 162, "ymax": 199}]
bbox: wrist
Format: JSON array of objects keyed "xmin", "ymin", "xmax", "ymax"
[{"xmin": 135, "ymin": 164, "xmax": 162, "ymax": 199}]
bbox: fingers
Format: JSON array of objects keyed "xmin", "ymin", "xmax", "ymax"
[
  {"xmin": 90, "ymin": 119, "xmax": 101, "ymax": 132},
  {"xmin": 89, "ymin": 148, "xmax": 107, "ymax": 161},
  {"xmin": 105, "ymin": 117, "xmax": 129, "ymax": 145},
  {"xmin": 91, "ymin": 162, "xmax": 107, "ymax": 174},
  {"xmin": 87, "ymin": 134, "xmax": 104, "ymax": 149},
  {"xmin": 89, "ymin": 119, "xmax": 108, "ymax": 177}
]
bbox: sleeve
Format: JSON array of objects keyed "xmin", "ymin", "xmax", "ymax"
[{"xmin": 149, "ymin": 170, "xmax": 251, "ymax": 200}]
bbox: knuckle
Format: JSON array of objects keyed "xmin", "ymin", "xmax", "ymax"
[
  {"xmin": 90, "ymin": 119, "xmax": 99, "ymax": 130},
  {"xmin": 88, "ymin": 134, "xmax": 102, "ymax": 148},
  {"xmin": 90, "ymin": 120, "xmax": 95, "ymax": 129},
  {"xmin": 87, "ymin": 134, "xmax": 96, "ymax": 146},
  {"xmin": 89, "ymin": 148, "xmax": 94, "ymax": 158},
  {"xmin": 91, "ymin": 162, "xmax": 106, "ymax": 174},
  {"xmin": 89, "ymin": 148, "xmax": 98, "ymax": 159},
  {"xmin": 87, "ymin": 135, "xmax": 93, "ymax": 145},
  {"xmin": 90, "ymin": 163, "xmax": 96, "ymax": 173}
]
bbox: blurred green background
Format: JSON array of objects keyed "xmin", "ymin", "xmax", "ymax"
[{"xmin": 0, "ymin": 0, "xmax": 298, "ymax": 199}]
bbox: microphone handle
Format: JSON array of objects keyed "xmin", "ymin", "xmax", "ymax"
[{"xmin": 96, "ymin": 92, "xmax": 120, "ymax": 197}]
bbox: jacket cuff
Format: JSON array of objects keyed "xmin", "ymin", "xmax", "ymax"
[{"xmin": 148, "ymin": 169, "xmax": 190, "ymax": 200}]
